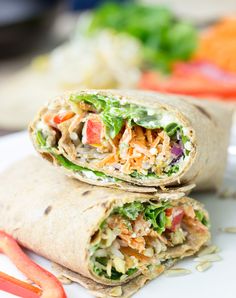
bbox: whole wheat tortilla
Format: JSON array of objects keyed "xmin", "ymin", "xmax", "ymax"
[
  {"xmin": 0, "ymin": 156, "xmax": 209, "ymax": 296},
  {"xmin": 30, "ymin": 89, "xmax": 232, "ymax": 191}
]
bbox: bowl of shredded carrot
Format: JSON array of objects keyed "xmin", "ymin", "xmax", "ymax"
[{"xmin": 193, "ymin": 17, "xmax": 236, "ymax": 75}]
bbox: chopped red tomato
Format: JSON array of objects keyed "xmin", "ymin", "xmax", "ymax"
[
  {"xmin": 82, "ymin": 115, "xmax": 103, "ymax": 146},
  {"xmin": 166, "ymin": 207, "xmax": 184, "ymax": 232},
  {"xmin": 0, "ymin": 231, "xmax": 66, "ymax": 298},
  {"xmin": 53, "ymin": 111, "xmax": 75, "ymax": 124}
]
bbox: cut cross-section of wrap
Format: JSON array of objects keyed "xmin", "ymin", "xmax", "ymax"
[
  {"xmin": 29, "ymin": 90, "xmax": 232, "ymax": 192},
  {"xmin": 0, "ymin": 156, "xmax": 210, "ymax": 297}
]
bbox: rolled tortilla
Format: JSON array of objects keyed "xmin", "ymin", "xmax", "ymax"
[
  {"xmin": 0, "ymin": 156, "xmax": 210, "ymax": 297},
  {"xmin": 29, "ymin": 90, "xmax": 232, "ymax": 192}
]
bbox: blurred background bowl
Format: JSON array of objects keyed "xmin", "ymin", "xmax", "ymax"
[{"xmin": 0, "ymin": 0, "xmax": 62, "ymax": 58}]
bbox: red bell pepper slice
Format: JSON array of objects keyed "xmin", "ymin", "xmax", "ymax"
[
  {"xmin": 0, "ymin": 271, "xmax": 42, "ymax": 298},
  {"xmin": 53, "ymin": 111, "xmax": 75, "ymax": 125},
  {"xmin": 82, "ymin": 116, "xmax": 103, "ymax": 145},
  {"xmin": 0, "ymin": 230, "xmax": 66, "ymax": 298},
  {"xmin": 139, "ymin": 62, "xmax": 236, "ymax": 100},
  {"xmin": 166, "ymin": 208, "xmax": 184, "ymax": 232},
  {"xmin": 43, "ymin": 111, "xmax": 75, "ymax": 129},
  {"xmin": 171, "ymin": 208, "xmax": 184, "ymax": 231}
]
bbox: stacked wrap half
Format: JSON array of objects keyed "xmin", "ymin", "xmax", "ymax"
[
  {"xmin": 29, "ymin": 89, "xmax": 232, "ymax": 192},
  {"xmin": 1, "ymin": 90, "xmax": 231, "ymax": 297},
  {"xmin": 0, "ymin": 157, "xmax": 210, "ymax": 297}
]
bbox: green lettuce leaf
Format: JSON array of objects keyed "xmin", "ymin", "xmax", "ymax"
[
  {"xmin": 144, "ymin": 202, "xmax": 170, "ymax": 234},
  {"xmin": 113, "ymin": 201, "xmax": 170, "ymax": 234},
  {"xmin": 113, "ymin": 201, "xmax": 145, "ymax": 221},
  {"xmin": 165, "ymin": 165, "xmax": 180, "ymax": 177},
  {"xmin": 70, "ymin": 93, "xmax": 179, "ymax": 138},
  {"xmin": 126, "ymin": 268, "xmax": 138, "ymax": 276},
  {"xmin": 93, "ymin": 262, "xmax": 123, "ymax": 280},
  {"xmin": 93, "ymin": 265, "xmax": 104, "ymax": 277},
  {"xmin": 165, "ymin": 122, "xmax": 180, "ymax": 137},
  {"xmin": 130, "ymin": 170, "xmax": 159, "ymax": 179},
  {"xmin": 195, "ymin": 210, "xmax": 209, "ymax": 227},
  {"xmin": 54, "ymin": 154, "xmax": 120, "ymax": 181},
  {"xmin": 101, "ymin": 113, "xmax": 124, "ymax": 139},
  {"xmin": 36, "ymin": 131, "xmax": 47, "ymax": 147},
  {"xmin": 70, "ymin": 93, "xmax": 107, "ymax": 111},
  {"xmin": 96, "ymin": 257, "xmax": 108, "ymax": 266}
]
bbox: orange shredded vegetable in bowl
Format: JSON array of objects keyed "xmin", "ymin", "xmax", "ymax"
[{"xmin": 193, "ymin": 17, "xmax": 236, "ymax": 74}]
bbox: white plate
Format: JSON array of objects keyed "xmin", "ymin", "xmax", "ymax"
[{"xmin": 0, "ymin": 130, "xmax": 236, "ymax": 298}]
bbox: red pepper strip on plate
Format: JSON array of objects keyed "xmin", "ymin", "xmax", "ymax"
[
  {"xmin": 0, "ymin": 231, "xmax": 66, "ymax": 298},
  {"xmin": 0, "ymin": 271, "xmax": 42, "ymax": 298},
  {"xmin": 139, "ymin": 62, "xmax": 236, "ymax": 100}
]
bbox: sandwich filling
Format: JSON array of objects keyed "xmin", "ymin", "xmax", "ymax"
[
  {"xmin": 89, "ymin": 199, "xmax": 209, "ymax": 282},
  {"xmin": 33, "ymin": 92, "xmax": 194, "ymax": 183}
]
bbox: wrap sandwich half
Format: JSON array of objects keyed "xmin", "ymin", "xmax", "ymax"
[
  {"xmin": 0, "ymin": 156, "xmax": 210, "ymax": 297},
  {"xmin": 29, "ymin": 90, "xmax": 232, "ymax": 192}
]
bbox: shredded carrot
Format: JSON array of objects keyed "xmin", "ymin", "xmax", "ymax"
[
  {"xmin": 146, "ymin": 129, "xmax": 153, "ymax": 144},
  {"xmin": 119, "ymin": 235, "xmax": 146, "ymax": 253},
  {"xmin": 92, "ymin": 119, "xmax": 171, "ymax": 175},
  {"xmin": 134, "ymin": 126, "xmax": 146, "ymax": 142},
  {"xmin": 131, "ymin": 143, "xmax": 152, "ymax": 157},
  {"xmin": 151, "ymin": 135, "xmax": 161, "ymax": 148},
  {"xmin": 130, "ymin": 156, "xmax": 143, "ymax": 169},
  {"xmin": 108, "ymin": 215, "xmax": 146, "ymax": 253},
  {"xmin": 193, "ymin": 17, "xmax": 236, "ymax": 74},
  {"xmin": 43, "ymin": 112, "xmax": 53, "ymax": 126},
  {"xmin": 118, "ymin": 125, "xmax": 170, "ymax": 174},
  {"xmin": 120, "ymin": 247, "xmax": 150, "ymax": 263},
  {"xmin": 122, "ymin": 156, "xmax": 132, "ymax": 174},
  {"xmin": 96, "ymin": 154, "xmax": 116, "ymax": 167}
]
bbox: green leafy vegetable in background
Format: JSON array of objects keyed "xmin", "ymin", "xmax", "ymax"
[{"xmin": 88, "ymin": 2, "xmax": 198, "ymax": 72}]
